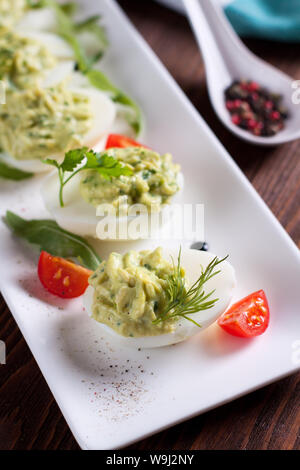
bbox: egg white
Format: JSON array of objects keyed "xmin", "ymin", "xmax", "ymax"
[
  {"xmin": 83, "ymin": 248, "xmax": 236, "ymax": 348},
  {"xmin": 71, "ymin": 87, "xmax": 116, "ymax": 149},
  {"xmin": 41, "ymin": 170, "xmax": 184, "ymax": 240},
  {"xmin": 17, "ymin": 7, "xmax": 57, "ymax": 32},
  {"xmin": 15, "ymin": 30, "xmax": 77, "ymax": 87},
  {"xmin": 42, "ymin": 60, "xmax": 75, "ymax": 88},
  {"xmin": 0, "ymin": 152, "xmax": 50, "ymax": 173},
  {"xmin": 17, "ymin": 30, "xmax": 74, "ymax": 59}
]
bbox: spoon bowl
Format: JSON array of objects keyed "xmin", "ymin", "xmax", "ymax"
[{"xmin": 183, "ymin": 0, "xmax": 300, "ymax": 146}]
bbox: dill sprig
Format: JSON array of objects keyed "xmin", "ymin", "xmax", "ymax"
[{"xmin": 153, "ymin": 249, "xmax": 228, "ymax": 327}]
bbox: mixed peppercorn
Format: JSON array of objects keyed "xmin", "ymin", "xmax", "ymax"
[{"xmin": 225, "ymin": 80, "xmax": 288, "ymax": 137}]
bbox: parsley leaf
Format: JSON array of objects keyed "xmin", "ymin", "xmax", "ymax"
[
  {"xmin": 44, "ymin": 147, "xmax": 133, "ymax": 207},
  {"xmin": 60, "ymin": 147, "xmax": 88, "ymax": 172}
]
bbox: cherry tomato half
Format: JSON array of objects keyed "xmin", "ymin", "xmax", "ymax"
[
  {"xmin": 105, "ymin": 134, "xmax": 147, "ymax": 149},
  {"xmin": 38, "ymin": 251, "xmax": 92, "ymax": 299},
  {"xmin": 218, "ymin": 290, "xmax": 270, "ymax": 338}
]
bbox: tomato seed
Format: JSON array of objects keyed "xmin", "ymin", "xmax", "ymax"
[{"xmin": 63, "ymin": 276, "xmax": 70, "ymax": 287}]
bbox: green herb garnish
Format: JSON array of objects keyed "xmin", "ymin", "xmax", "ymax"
[
  {"xmin": 86, "ymin": 69, "xmax": 143, "ymax": 136},
  {"xmin": 30, "ymin": 0, "xmax": 142, "ymax": 135},
  {"xmin": 0, "ymin": 161, "xmax": 34, "ymax": 181},
  {"xmin": 27, "ymin": 0, "xmax": 107, "ymax": 67},
  {"xmin": 44, "ymin": 147, "xmax": 133, "ymax": 207},
  {"xmin": 74, "ymin": 15, "xmax": 109, "ymax": 59},
  {"xmin": 4, "ymin": 211, "xmax": 101, "ymax": 270},
  {"xmin": 153, "ymin": 249, "xmax": 228, "ymax": 327},
  {"xmin": 59, "ymin": 2, "xmax": 78, "ymax": 17}
]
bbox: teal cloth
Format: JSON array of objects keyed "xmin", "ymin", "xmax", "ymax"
[{"xmin": 225, "ymin": 0, "xmax": 300, "ymax": 42}]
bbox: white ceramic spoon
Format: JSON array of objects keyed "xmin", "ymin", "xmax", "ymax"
[{"xmin": 182, "ymin": 0, "xmax": 300, "ymax": 146}]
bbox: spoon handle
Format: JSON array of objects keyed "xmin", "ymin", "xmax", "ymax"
[{"xmin": 182, "ymin": 0, "xmax": 246, "ymax": 81}]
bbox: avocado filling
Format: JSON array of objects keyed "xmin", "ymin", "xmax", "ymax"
[
  {"xmin": 0, "ymin": 84, "xmax": 93, "ymax": 160},
  {"xmin": 0, "ymin": 28, "xmax": 57, "ymax": 89},
  {"xmin": 89, "ymin": 248, "xmax": 185, "ymax": 337},
  {"xmin": 80, "ymin": 147, "xmax": 180, "ymax": 213},
  {"xmin": 0, "ymin": 0, "xmax": 28, "ymax": 28}
]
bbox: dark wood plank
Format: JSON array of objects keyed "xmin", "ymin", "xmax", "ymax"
[{"xmin": 0, "ymin": 0, "xmax": 299, "ymax": 450}]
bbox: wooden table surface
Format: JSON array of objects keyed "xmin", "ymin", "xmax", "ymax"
[{"xmin": 0, "ymin": 0, "xmax": 299, "ymax": 451}]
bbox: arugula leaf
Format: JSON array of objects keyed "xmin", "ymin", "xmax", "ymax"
[
  {"xmin": 0, "ymin": 161, "xmax": 34, "ymax": 181},
  {"xmin": 4, "ymin": 211, "xmax": 101, "ymax": 270},
  {"xmin": 26, "ymin": 1, "xmax": 77, "ymax": 16},
  {"xmin": 41, "ymin": 1, "xmax": 142, "ymax": 135},
  {"xmin": 28, "ymin": 0, "xmax": 142, "ymax": 134},
  {"xmin": 60, "ymin": 2, "xmax": 77, "ymax": 17},
  {"xmin": 42, "ymin": 0, "xmax": 108, "ymax": 71},
  {"xmin": 44, "ymin": 147, "xmax": 133, "ymax": 207},
  {"xmin": 87, "ymin": 69, "xmax": 142, "ymax": 135},
  {"xmin": 74, "ymin": 15, "xmax": 109, "ymax": 57},
  {"xmin": 26, "ymin": 0, "xmax": 46, "ymax": 7}
]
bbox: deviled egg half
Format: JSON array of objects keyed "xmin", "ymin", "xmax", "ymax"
[
  {"xmin": 42, "ymin": 146, "xmax": 184, "ymax": 240},
  {"xmin": 83, "ymin": 247, "xmax": 236, "ymax": 348},
  {"xmin": 0, "ymin": 83, "xmax": 116, "ymax": 173},
  {"xmin": 0, "ymin": 19, "xmax": 116, "ymax": 173}
]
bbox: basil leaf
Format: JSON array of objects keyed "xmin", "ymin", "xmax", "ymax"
[
  {"xmin": 4, "ymin": 211, "xmax": 101, "ymax": 271},
  {"xmin": 0, "ymin": 161, "xmax": 34, "ymax": 180}
]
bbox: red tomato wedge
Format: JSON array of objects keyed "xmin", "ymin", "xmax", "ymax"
[
  {"xmin": 105, "ymin": 134, "xmax": 147, "ymax": 149},
  {"xmin": 218, "ymin": 290, "xmax": 270, "ymax": 338},
  {"xmin": 38, "ymin": 251, "xmax": 92, "ymax": 299}
]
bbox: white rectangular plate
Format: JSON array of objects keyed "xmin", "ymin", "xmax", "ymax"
[{"xmin": 0, "ymin": 0, "xmax": 300, "ymax": 450}]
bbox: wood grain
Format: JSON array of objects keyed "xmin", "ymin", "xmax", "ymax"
[{"xmin": 0, "ymin": 0, "xmax": 299, "ymax": 450}]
